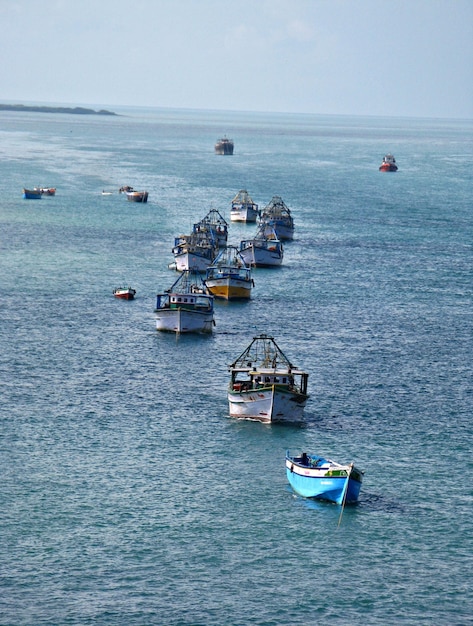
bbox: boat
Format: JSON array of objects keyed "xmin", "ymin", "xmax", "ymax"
[
  {"xmin": 228, "ymin": 334, "xmax": 309, "ymax": 423},
  {"xmin": 230, "ymin": 190, "xmax": 259, "ymax": 223},
  {"xmin": 101, "ymin": 190, "xmax": 114, "ymax": 196},
  {"xmin": 193, "ymin": 208, "xmax": 229, "ymax": 248},
  {"xmin": 379, "ymin": 154, "xmax": 398, "ymax": 172},
  {"xmin": 40, "ymin": 187, "xmax": 56, "ymax": 196},
  {"xmin": 259, "ymin": 196, "xmax": 294, "ymax": 240},
  {"xmin": 239, "ymin": 223, "xmax": 284, "ymax": 267},
  {"xmin": 155, "ymin": 270, "xmax": 215, "ymax": 334},
  {"xmin": 172, "ymin": 231, "xmax": 218, "ymax": 272},
  {"xmin": 118, "ymin": 185, "xmax": 148, "ymax": 202},
  {"xmin": 125, "ymin": 190, "xmax": 148, "ymax": 203},
  {"xmin": 113, "ymin": 287, "xmax": 136, "ymax": 300},
  {"xmin": 204, "ymin": 246, "xmax": 254, "ymax": 300},
  {"xmin": 286, "ymin": 451, "xmax": 364, "ymax": 504},
  {"xmin": 215, "ymin": 136, "xmax": 234, "ymax": 155},
  {"xmin": 23, "ymin": 188, "xmax": 42, "ymax": 199}
]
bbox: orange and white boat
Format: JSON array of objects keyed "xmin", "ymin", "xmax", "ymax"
[{"xmin": 379, "ymin": 154, "xmax": 398, "ymax": 172}]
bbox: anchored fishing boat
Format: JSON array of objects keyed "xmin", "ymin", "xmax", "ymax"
[
  {"xmin": 172, "ymin": 231, "xmax": 217, "ymax": 272},
  {"xmin": 23, "ymin": 188, "xmax": 42, "ymax": 199},
  {"xmin": 113, "ymin": 287, "xmax": 136, "ymax": 300},
  {"xmin": 193, "ymin": 208, "xmax": 229, "ymax": 249},
  {"xmin": 40, "ymin": 187, "xmax": 56, "ymax": 196},
  {"xmin": 379, "ymin": 154, "xmax": 398, "ymax": 172},
  {"xmin": 230, "ymin": 190, "xmax": 259, "ymax": 223},
  {"xmin": 239, "ymin": 223, "xmax": 284, "ymax": 267},
  {"xmin": 155, "ymin": 270, "xmax": 215, "ymax": 334},
  {"xmin": 204, "ymin": 246, "xmax": 254, "ymax": 300},
  {"xmin": 215, "ymin": 136, "xmax": 234, "ymax": 155},
  {"xmin": 259, "ymin": 196, "xmax": 294, "ymax": 240},
  {"xmin": 126, "ymin": 190, "xmax": 148, "ymax": 202},
  {"xmin": 286, "ymin": 451, "xmax": 364, "ymax": 504},
  {"xmin": 118, "ymin": 186, "xmax": 148, "ymax": 202},
  {"xmin": 228, "ymin": 334, "xmax": 309, "ymax": 423}
]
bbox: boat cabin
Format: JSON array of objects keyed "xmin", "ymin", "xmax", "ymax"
[
  {"xmin": 156, "ymin": 292, "xmax": 212, "ymax": 311},
  {"xmin": 230, "ymin": 367, "xmax": 308, "ymax": 395}
]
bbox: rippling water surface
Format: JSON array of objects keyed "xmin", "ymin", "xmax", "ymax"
[{"xmin": 1, "ymin": 107, "xmax": 472, "ymax": 625}]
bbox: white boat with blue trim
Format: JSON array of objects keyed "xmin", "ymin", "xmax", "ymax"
[
  {"xmin": 259, "ymin": 195, "xmax": 294, "ymax": 240},
  {"xmin": 239, "ymin": 223, "xmax": 283, "ymax": 267},
  {"xmin": 155, "ymin": 270, "xmax": 215, "ymax": 334},
  {"xmin": 228, "ymin": 334, "xmax": 309, "ymax": 423},
  {"xmin": 172, "ymin": 231, "xmax": 217, "ymax": 272},
  {"xmin": 193, "ymin": 208, "xmax": 229, "ymax": 248},
  {"xmin": 286, "ymin": 451, "xmax": 364, "ymax": 504},
  {"xmin": 230, "ymin": 190, "xmax": 259, "ymax": 223}
]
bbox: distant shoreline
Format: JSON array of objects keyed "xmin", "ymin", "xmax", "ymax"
[{"xmin": 0, "ymin": 104, "xmax": 117, "ymax": 116}]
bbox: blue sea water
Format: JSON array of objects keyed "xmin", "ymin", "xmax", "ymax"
[{"xmin": 0, "ymin": 106, "xmax": 472, "ymax": 625}]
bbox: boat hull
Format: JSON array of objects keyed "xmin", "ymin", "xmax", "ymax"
[
  {"xmin": 379, "ymin": 164, "xmax": 398, "ymax": 172},
  {"xmin": 230, "ymin": 206, "xmax": 259, "ymax": 223},
  {"xmin": 205, "ymin": 276, "xmax": 252, "ymax": 300},
  {"xmin": 215, "ymin": 140, "xmax": 234, "ymax": 155},
  {"xmin": 114, "ymin": 292, "xmax": 135, "ymax": 300},
  {"xmin": 174, "ymin": 251, "xmax": 214, "ymax": 272},
  {"xmin": 155, "ymin": 308, "xmax": 214, "ymax": 333},
  {"xmin": 23, "ymin": 189, "xmax": 42, "ymax": 199},
  {"xmin": 239, "ymin": 243, "xmax": 283, "ymax": 267},
  {"xmin": 113, "ymin": 288, "xmax": 136, "ymax": 300},
  {"xmin": 228, "ymin": 386, "xmax": 308, "ymax": 423},
  {"xmin": 126, "ymin": 191, "xmax": 148, "ymax": 202},
  {"xmin": 285, "ymin": 458, "xmax": 363, "ymax": 504},
  {"xmin": 270, "ymin": 223, "xmax": 294, "ymax": 241}
]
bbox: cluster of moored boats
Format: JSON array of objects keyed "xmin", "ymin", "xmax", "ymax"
[
  {"xmin": 158, "ymin": 192, "xmax": 293, "ymax": 334},
  {"xmin": 153, "ymin": 189, "xmax": 364, "ymax": 506}
]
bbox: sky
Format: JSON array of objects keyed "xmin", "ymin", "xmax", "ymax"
[{"xmin": 1, "ymin": 0, "xmax": 472, "ymax": 119}]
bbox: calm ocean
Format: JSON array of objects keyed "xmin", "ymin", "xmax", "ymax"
[{"xmin": 0, "ymin": 107, "xmax": 472, "ymax": 625}]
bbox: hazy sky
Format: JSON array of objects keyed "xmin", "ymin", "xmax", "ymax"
[{"xmin": 1, "ymin": 0, "xmax": 472, "ymax": 118}]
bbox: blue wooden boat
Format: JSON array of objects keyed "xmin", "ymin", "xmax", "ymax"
[
  {"xmin": 286, "ymin": 450, "xmax": 363, "ymax": 504},
  {"xmin": 23, "ymin": 187, "xmax": 42, "ymax": 199}
]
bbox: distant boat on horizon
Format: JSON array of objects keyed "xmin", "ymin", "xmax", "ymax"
[
  {"xmin": 215, "ymin": 136, "xmax": 234, "ymax": 155},
  {"xmin": 379, "ymin": 154, "xmax": 398, "ymax": 172}
]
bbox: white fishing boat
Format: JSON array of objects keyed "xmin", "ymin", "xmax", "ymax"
[
  {"xmin": 204, "ymin": 246, "xmax": 254, "ymax": 300},
  {"xmin": 155, "ymin": 270, "xmax": 215, "ymax": 334},
  {"xmin": 230, "ymin": 190, "xmax": 259, "ymax": 223},
  {"xmin": 228, "ymin": 334, "xmax": 309, "ymax": 423},
  {"xmin": 193, "ymin": 208, "xmax": 229, "ymax": 248},
  {"xmin": 239, "ymin": 223, "xmax": 284, "ymax": 267},
  {"xmin": 172, "ymin": 231, "xmax": 217, "ymax": 272},
  {"xmin": 259, "ymin": 195, "xmax": 294, "ymax": 240}
]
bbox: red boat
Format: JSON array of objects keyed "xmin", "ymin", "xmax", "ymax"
[
  {"xmin": 379, "ymin": 154, "xmax": 398, "ymax": 172},
  {"xmin": 113, "ymin": 287, "xmax": 136, "ymax": 300}
]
